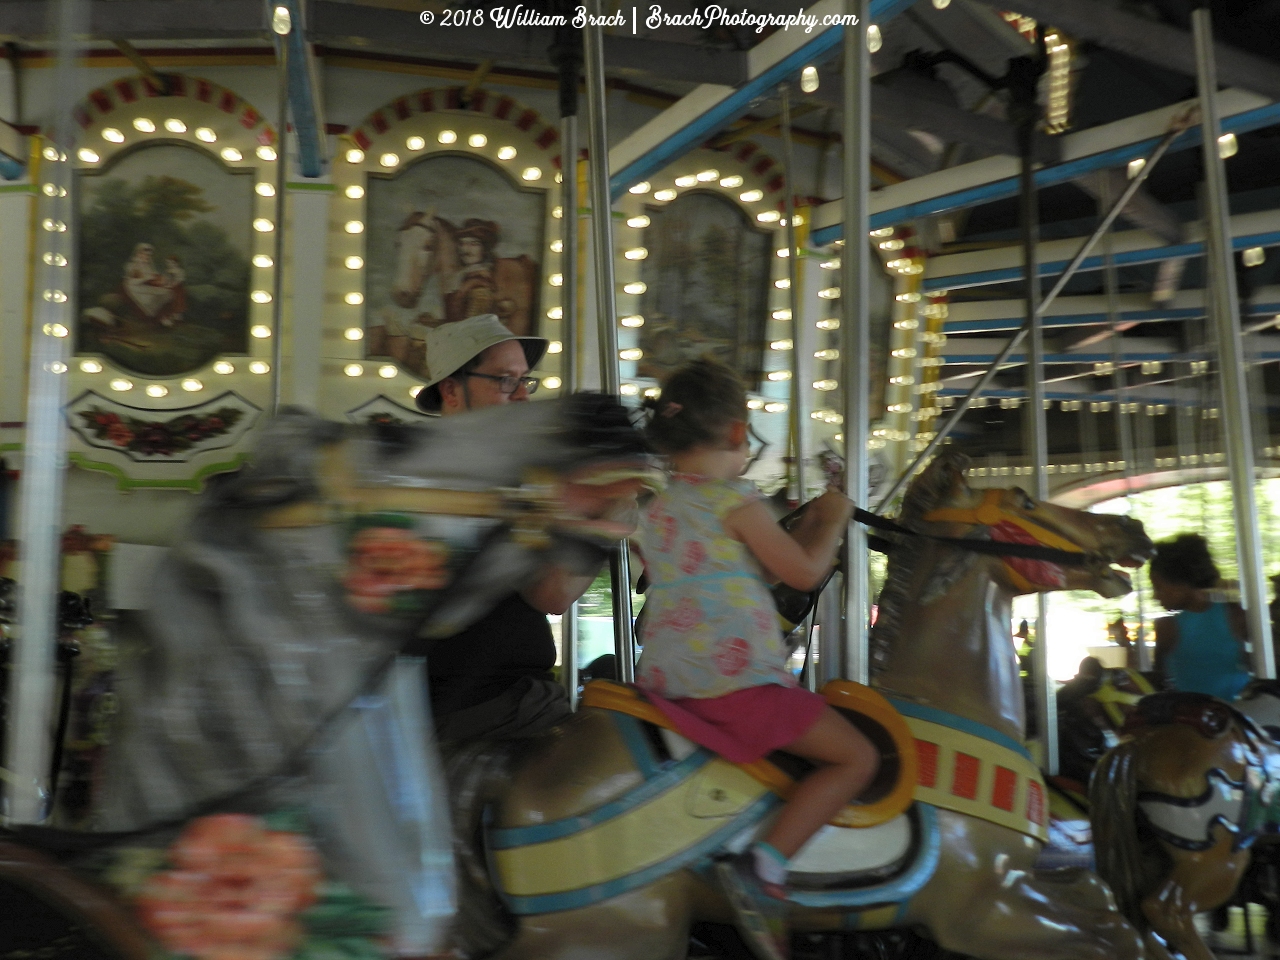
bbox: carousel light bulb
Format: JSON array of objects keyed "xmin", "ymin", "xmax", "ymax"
[
  {"xmin": 497, "ymin": 146, "xmax": 517, "ymax": 160},
  {"xmin": 80, "ymin": 359, "xmax": 103, "ymax": 374},
  {"xmin": 772, "ymin": 309, "xmax": 792, "ymax": 321},
  {"xmin": 380, "ymin": 153, "xmax": 399, "ymax": 168},
  {"xmin": 814, "ymin": 379, "xmax": 838, "ymax": 391},
  {"xmin": 870, "ymin": 227, "xmax": 894, "ymax": 238},
  {"xmin": 879, "ymin": 239, "xmax": 905, "ymax": 250},
  {"xmin": 521, "ymin": 167, "xmax": 542, "ymax": 181},
  {"xmin": 932, "ymin": 0, "xmax": 950, "ymax": 8},
  {"xmin": 406, "ymin": 136, "xmax": 426, "ymax": 151},
  {"xmin": 410, "ymin": 386, "xmax": 423, "ymax": 399},
  {"xmin": 345, "ymin": 256, "xmax": 364, "ymax": 269},
  {"xmin": 1127, "ymin": 158, "xmax": 1146, "ymax": 179},
  {"xmin": 817, "ymin": 318, "xmax": 840, "ymax": 330},
  {"xmin": 770, "ymin": 339, "xmax": 794, "ymax": 351},
  {"xmin": 102, "ymin": 127, "xmax": 125, "ymax": 143},
  {"xmin": 549, "ymin": 240, "xmax": 563, "ymax": 253},
  {"xmin": 164, "ymin": 118, "xmax": 187, "ymax": 133},
  {"xmin": 624, "ymin": 247, "xmax": 648, "ymax": 260},
  {"xmin": 774, "ymin": 278, "xmax": 791, "ymax": 289},
  {"xmin": 213, "ymin": 361, "xmax": 235, "ymax": 374},
  {"xmin": 251, "ymin": 291, "xmax": 273, "ymax": 304},
  {"xmin": 767, "ymin": 370, "xmax": 792, "ymax": 381},
  {"xmin": 251, "ymin": 324, "xmax": 272, "ymax": 338},
  {"xmin": 740, "ymin": 189, "xmax": 764, "ymax": 203},
  {"xmin": 620, "ymin": 383, "xmax": 639, "ymax": 396},
  {"xmin": 619, "ymin": 348, "xmax": 643, "ymax": 361},
  {"xmin": 867, "ymin": 24, "xmax": 882, "ymax": 52},
  {"xmin": 110, "ymin": 378, "xmax": 134, "ymax": 392},
  {"xmin": 345, "ymin": 185, "xmax": 365, "ymax": 199},
  {"xmin": 146, "ymin": 384, "xmax": 169, "ymax": 398},
  {"xmin": 438, "ymin": 130, "xmax": 458, "ymax": 144},
  {"xmin": 344, "ymin": 327, "xmax": 364, "ymax": 341},
  {"xmin": 256, "ymin": 182, "xmax": 275, "ymax": 197},
  {"xmin": 757, "ymin": 210, "xmax": 781, "ymax": 223},
  {"xmin": 195, "ymin": 127, "xmax": 217, "ymax": 143},
  {"xmin": 552, "ymin": 206, "xmax": 563, "ymax": 218},
  {"xmin": 543, "ymin": 376, "xmax": 562, "ymax": 389},
  {"xmin": 696, "ymin": 169, "xmax": 719, "ymax": 182},
  {"xmin": 346, "ymin": 148, "xmax": 365, "ymax": 163},
  {"xmin": 764, "ymin": 401, "xmax": 787, "ymax": 413},
  {"xmin": 379, "ymin": 364, "xmax": 397, "ymax": 379},
  {"xmin": 77, "ymin": 148, "xmax": 100, "ymax": 163},
  {"xmin": 223, "ymin": 147, "xmax": 244, "ymax": 162},
  {"xmin": 620, "ymin": 315, "xmax": 644, "ymax": 327},
  {"xmin": 628, "ymin": 181, "xmax": 651, "ymax": 195},
  {"xmin": 468, "ymin": 133, "xmax": 488, "ymax": 148},
  {"xmin": 719, "ymin": 175, "xmax": 744, "ymax": 188},
  {"xmin": 627, "ymin": 215, "xmax": 650, "ymax": 229},
  {"xmin": 133, "ymin": 117, "xmax": 156, "ymax": 133},
  {"xmin": 776, "ymin": 248, "xmax": 791, "ymax": 257},
  {"xmin": 1218, "ymin": 133, "xmax": 1238, "ymax": 159},
  {"xmin": 800, "ymin": 65, "xmax": 819, "ymax": 93},
  {"xmin": 182, "ymin": 378, "xmax": 203, "ymax": 392},
  {"xmin": 547, "ymin": 307, "xmax": 563, "ymax": 320},
  {"xmin": 344, "ymin": 220, "xmax": 364, "ymax": 234},
  {"xmin": 249, "ymin": 361, "xmax": 270, "ymax": 374},
  {"xmin": 345, "ymin": 292, "xmax": 364, "ymax": 304},
  {"xmin": 653, "ymin": 189, "xmax": 677, "ymax": 202},
  {"xmin": 257, "ymin": 145, "xmax": 277, "ymax": 162},
  {"xmin": 547, "ymin": 341, "xmax": 563, "ymax": 354},
  {"xmin": 43, "ymin": 322, "xmax": 69, "ymax": 336},
  {"xmin": 253, "ymin": 254, "xmax": 274, "ymax": 268},
  {"xmin": 815, "ymin": 348, "xmax": 840, "ymax": 360},
  {"xmin": 623, "ymin": 281, "xmax": 646, "ymax": 295},
  {"xmin": 1243, "ymin": 246, "xmax": 1265, "ymax": 267},
  {"xmin": 272, "ymin": 4, "xmax": 292, "ymax": 34},
  {"xmin": 549, "ymin": 274, "xmax": 563, "ymax": 286},
  {"xmin": 344, "ymin": 364, "xmax": 363, "ymax": 377}
]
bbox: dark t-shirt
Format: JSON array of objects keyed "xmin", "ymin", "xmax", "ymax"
[{"xmin": 427, "ymin": 592, "xmax": 556, "ymax": 715}]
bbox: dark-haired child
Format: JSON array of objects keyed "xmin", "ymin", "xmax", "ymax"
[{"xmin": 635, "ymin": 359, "xmax": 878, "ymax": 960}]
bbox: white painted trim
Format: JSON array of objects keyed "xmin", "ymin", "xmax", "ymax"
[{"xmin": 0, "ymin": 190, "xmax": 32, "ymax": 423}]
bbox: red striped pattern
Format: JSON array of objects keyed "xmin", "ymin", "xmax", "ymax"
[{"xmin": 73, "ymin": 74, "xmax": 274, "ymax": 147}]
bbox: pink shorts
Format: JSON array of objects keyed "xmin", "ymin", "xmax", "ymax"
[{"xmin": 642, "ymin": 684, "xmax": 828, "ymax": 763}]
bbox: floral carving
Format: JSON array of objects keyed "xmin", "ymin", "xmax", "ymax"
[{"xmin": 77, "ymin": 405, "xmax": 244, "ymax": 458}]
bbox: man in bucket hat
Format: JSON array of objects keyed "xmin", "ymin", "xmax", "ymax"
[{"xmin": 415, "ymin": 315, "xmax": 611, "ymax": 742}]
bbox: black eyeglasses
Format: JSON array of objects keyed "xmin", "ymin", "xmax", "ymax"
[{"xmin": 464, "ymin": 372, "xmax": 540, "ymax": 395}]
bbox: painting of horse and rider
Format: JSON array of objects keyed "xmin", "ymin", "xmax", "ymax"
[
  {"xmin": 77, "ymin": 143, "xmax": 252, "ymax": 378},
  {"xmin": 363, "ymin": 153, "xmax": 542, "ymax": 380}
]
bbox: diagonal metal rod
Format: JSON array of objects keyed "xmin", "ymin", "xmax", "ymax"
[
  {"xmin": 876, "ymin": 118, "xmax": 1189, "ymax": 510},
  {"xmin": 781, "ymin": 83, "xmax": 809, "ymax": 503}
]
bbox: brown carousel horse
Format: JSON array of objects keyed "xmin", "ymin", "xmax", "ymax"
[{"xmin": 447, "ymin": 450, "xmax": 1158, "ymax": 960}]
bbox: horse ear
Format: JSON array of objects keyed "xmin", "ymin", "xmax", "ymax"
[{"xmin": 902, "ymin": 448, "xmax": 971, "ymax": 519}]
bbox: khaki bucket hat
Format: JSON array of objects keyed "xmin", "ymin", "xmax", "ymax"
[{"xmin": 415, "ymin": 314, "xmax": 548, "ymax": 412}]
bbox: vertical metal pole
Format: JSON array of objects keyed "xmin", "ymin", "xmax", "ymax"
[
  {"xmin": 1020, "ymin": 121, "xmax": 1057, "ymax": 772},
  {"xmin": 781, "ymin": 85, "xmax": 810, "ymax": 503},
  {"xmin": 584, "ymin": 5, "xmax": 636, "ymax": 682},
  {"xmin": 840, "ymin": 0, "xmax": 870, "ymax": 685},
  {"xmin": 560, "ymin": 112, "xmax": 581, "ymax": 704},
  {"xmin": 271, "ymin": 37, "xmax": 289, "ymax": 414},
  {"xmin": 1194, "ymin": 7, "xmax": 1274, "ymax": 679}
]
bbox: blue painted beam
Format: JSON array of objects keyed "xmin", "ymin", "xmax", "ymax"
[
  {"xmin": 0, "ymin": 120, "xmax": 26, "ymax": 180},
  {"xmin": 942, "ymin": 350, "xmax": 1280, "ymax": 365},
  {"xmin": 609, "ymin": 0, "xmax": 919, "ymax": 201},
  {"xmin": 277, "ymin": 0, "xmax": 326, "ymax": 178},
  {"xmin": 0, "ymin": 156, "xmax": 23, "ymax": 180},
  {"xmin": 810, "ymin": 100, "xmax": 1280, "ymax": 246},
  {"xmin": 924, "ymin": 229, "xmax": 1280, "ymax": 292},
  {"xmin": 944, "ymin": 302, "xmax": 1280, "ymax": 334}
]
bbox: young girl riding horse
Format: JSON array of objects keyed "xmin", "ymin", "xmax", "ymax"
[{"xmin": 635, "ymin": 359, "xmax": 878, "ymax": 960}]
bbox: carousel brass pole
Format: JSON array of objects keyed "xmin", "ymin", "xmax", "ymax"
[
  {"xmin": 780, "ymin": 84, "xmax": 810, "ymax": 504},
  {"xmin": 841, "ymin": 0, "xmax": 871, "ymax": 685},
  {"xmin": 270, "ymin": 16, "xmax": 290, "ymax": 414},
  {"xmin": 1193, "ymin": 6, "xmax": 1274, "ymax": 679},
  {"xmin": 584, "ymin": 4, "xmax": 636, "ymax": 682}
]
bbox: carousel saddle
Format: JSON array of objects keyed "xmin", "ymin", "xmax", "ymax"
[
  {"xmin": 579, "ymin": 679, "xmax": 917, "ymax": 829},
  {"xmin": 1123, "ymin": 691, "xmax": 1239, "ymax": 740}
]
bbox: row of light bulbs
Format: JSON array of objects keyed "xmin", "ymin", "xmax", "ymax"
[
  {"xmin": 343, "ymin": 131, "xmax": 545, "ymax": 182},
  {"xmin": 76, "ymin": 119, "xmax": 277, "ymax": 166}
]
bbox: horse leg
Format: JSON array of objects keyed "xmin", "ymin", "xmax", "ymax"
[
  {"xmin": 1140, "ymin": 838, "xmax": 1251, "ymax": 960},
  {"xmin": 490, "ymin": 873, "xmax": 695, "ymax": 960}
]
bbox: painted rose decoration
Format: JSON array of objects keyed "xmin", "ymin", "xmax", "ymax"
[{"xmin": 343, "ymin": 520, "xmax": 450, "ymax": 614}]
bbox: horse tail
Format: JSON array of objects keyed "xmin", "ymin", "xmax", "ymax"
[{"xmin": 1089, "ymin": 740, "xmax": 1163, "ymax": 929}]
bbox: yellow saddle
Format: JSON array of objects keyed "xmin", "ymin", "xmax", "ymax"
[{"xmin": 581, "ymin": 679, "xmax": 917, "ymax": 829}]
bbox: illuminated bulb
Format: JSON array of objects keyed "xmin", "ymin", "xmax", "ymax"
[
  {"xmin": 543, "ymin": 376, "xmax": 562, "ymax": 389},
  {"xmin": 410, "ymin": 386, "xmax": 423, "ymax": 399},
  {"xmin": 164, "ymin": 118, "xmax": 187, "ymax": 133},
  {"xmin": 345, "ymin": 256, "xmax": 364, "ymax": 270},
  {"xmin": 468, "ymin": 133, "xmax": 487, "ymax": 148},
  {"xmin": 817, "ymin": 319, "xmax": 840, "ymax": 330},
  {"xmin": 213, "ymin": 361, "xmax": 235, "ymax": 374},
  {"xmin": 740, "ymin": 189, "xmax": 764, "ymax": 202},
  {"xmin": 146, "ymin": 384, "xmax": 169, "ymax": 398},
  {"xmin": 774, "ymin": 278, "xmax": 791, "ymax": 289},
  {"xmin": 182, "ymin": 378, "xmax": 203, "ymax": 392},
  {"xmin": 438, "ymin": 130, "xmax": 457, "ymax": 144},
  {"xmin": 80, "ymin": 359, "xmax": 103, "ymax": 374},
  {"xmin": 776, "ymin": 248, "xmax": 791, "ymax": 257},
  {"xmin": 249, "ymin": 361, "xmax": 270, "ymax": 374},
  {"xmin": 932, "ymin": 0, "xmax": 950, "ymax": 7},
  {"xmin": 1218, "ymin": 133, "xmax": 1238, "ymax": 159},
  {"xmin": 552, "ymin": 206, "xmax": 563, "ymax": 218},
  {"xmin": 254, "ymin": 218, "xmax": 275, "ymax": 233},
  {"xmin": 41, "ymin": 321, "xmax": 68, "ymax": 336},
  {"xmin": 77, "ymin": 147, "xmax": 100, "ymax": 163},
  {"xmin": 891, "ymin": 347, "xmax": 917, "ymax": 358},
  {"xmin": 345, "ymin": 292, "xmax": 364, "ymax": 304},
  {"xmin": 624, "ymin": 247, "xmax": 648, "ymax": 260},
  {"xmin": 818, "ymin": 287, "xmax": 840, "ymax": 299},
  {"xmin": 820, "ymin": 259, "xmax": 841, "ymax": 271},
  {"xmin": 653, "ymin": 189, "xmax": 677, "ymax": 201},
  {"xmin": 764, "ymin": 401, "xmax": 787, "ymax": 413},
  {"xmin": 379, "ymin": 364, "xmax": 397, "ymax": 379},
  {"xmin": 696, "ymin": 169, "xmax": 719, "ymax": 182},
  {"xmin": 770, "ymin": 339, "xmax": 794, "ymax": 351},
  {"xmin": 620, "ymin": 383, "xmax": 640, "ymax": 396},
  {"xmin": 547, "ymin": 307, "xmax": 563, "ymax": 320},
  {"xmin": 879, "ymin": 239, "xmax": 905, "ymax": 250},
  {"xmin": 619, "ymin": 348, "xmax": 643, "ymax": 361},
  {"xmin": 346, "ymin": 148, "xmax": 365, "ymax": 163},
  {"xmin": 256, "ymin": 182, "xmax": 275, "ymax": 197},
  {"xmin": 41, "ymin": 146, "xmax": 58, "ymax": 161},
  {"xmin": 549, "ymin": 274, "xmax": 563, "ymax": 286},
  {"xmin": 870, "ymin": 227, "xmax": 895, "ymax": 238},
  {"xmin": 767, "ymin": 370, "xmax": 792, "ymax": 381},
  {"xmin": 627, "ymin": 215, "xmax": 650, "ymax": 228},
  {"xmin": 800, "ymin": 65, "xmax": 819, "ymax": 93},
  {"xmin": 406, "ymin": 136, "xmax": 426, "ymax": 151},
  {"xmin": 720, "ymin": 175, "xmax": 744, "ymax": 188},
  {"xmin": 222, "ymin": 147, "xmax": 243, "ymax": 162},
  {"xmin": 253, "ymin": 255, "xmax": 273, "ymax": 268},
  {"xmin": 380, "ymin": 153, "xmax": 399, "ymax": 168},
  {"xmin": 772, "ymin": 309, "xmax": 792, "ymax": 321},
  {"xmin": 133, "ymin": 117, "xmax": 156, "ymax": 133},
  {"xmin": 344, "ymin": 327, "xmax": 364, "ymax": 341},
  {"xmin": 195, "ymin": 127, "xmax": 217, "ymax": 143},
  {"xmin": 1243, "ymin": 246, "xmax": 1265, "ymax": 267},
  {"xmin": 345, "ymin": 185, "xmax": 365, "ymax": 199},
  {"xmin": 623, "ymin": 281, "xmax": 647, "ymax": 295},
  {"xmin": 550, "ymin": 240, "xmax": 563, "ymax": 253},
  {"xmin": 620, "ymin": 315, "xmax": 644, "ymax": 327},
  {"xmin": 110, "ymin": 378, "xmax": 133, "ymax": 391},
  {"xmin": 102, "ymin": 127, "xmax": 125, "ymax": 143},
  {"xmin": 757, "ymin": 211, "xmax": 781, "ymax": 223},
  {"xmin": 344, "ymin": 364, "xmax": 363, "ymax": 377},
  {"xmin": 251, "ymin": 290, "xmax": 273, "ymax": 303},
  {"xmin": 748, "ymin": 399, "xmax": 765, "ymax": 410},
  {"xmin": 867, "ymin": 24, "xmax": 882, "ymax": 52},
  {"xmin": 896, "ymin": 292, "xmax": 920, "ymax": 302},
  {"xmin": 251, "ymin": 324, "xmax": 272, "ymax": 338},
  {"xmin": 498, "ymin": 146, "xmax": 517, "ymax": 160},
  {"xmin": 814, "ymin": 349, "xmax": 840, "ymax": 360},
  {"xmin": 814, "ymin": 379, "xmax": 838, "ymax": 391},
  {"xmin": 894, "ymin": 318, "xmax": 919, "ymax": 330},
  {"xmin": 44, "ymin": 252, "xmax": 67, "ymax": 266},
  {"xmin": 522, "ymin": 167, "xmax": 542, "ymax": 181},
  {"xmin": 1127, "ymin": 158, "xmax": 1146, "ymax": 179},
  {"xmin": 675, "ymin": 175, "xmax": 698, "ymax": 187},
  {"xmin": 344, "ymin": 220, "xmax": 364, "ymax": 234},
  {"xmin": 42, "ymin": 291, "xmax": 67, "ymax": 303},
  {"xmin": 272, "ymin": 4, "xmax": 292, "ymax": 33}
]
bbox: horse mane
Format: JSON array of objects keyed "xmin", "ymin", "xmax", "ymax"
[{"xmin": 869, "ymin": 449, "xmax": 972, "ymax": 675}]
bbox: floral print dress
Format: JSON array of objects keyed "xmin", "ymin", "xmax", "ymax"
[{"xmin": 636, "ymin": 475, "xmax": 796, "ymax": 700}]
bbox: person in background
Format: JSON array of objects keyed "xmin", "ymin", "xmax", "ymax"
[{"xmin": 1149, "ymin": 534, "xmax": 1250, "ymax": 701}]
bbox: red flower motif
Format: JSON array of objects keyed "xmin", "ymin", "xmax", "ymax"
[
  {"xmin": 344, "ymin": 527, "xmax": 450, "ymax": 613},
  {"xmin": 665, "ymin": 597, "xmax": 700, "ymax": 632},
  {"xmin": 713, "ymin": 637, "xmax": 752, "ymax": 677},
  {"xmin": 753, "ymin": 608, "xmax": 775, "ymax": 634},
  {"xmin": 679, "ymin": 540, "xmax": 706, "ymax": 575},
  {"xmin": 106, "ymin": 423, "xmax": 135, "ymax": 447},
  {"xmin": 659, "ymin": 514, "xmax": 678, "ymax": 553}
]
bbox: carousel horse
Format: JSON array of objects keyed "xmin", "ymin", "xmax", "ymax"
[
  {"xmin": 446, "ymin": 450, "xmax": 1158, "ymax": 960},
  {"xmin": 366, "ymin": 211, "xmax": 460, "ymax": 371},
  {"xmin": 1092, "ymin": 680, "xmax": 1280, "ymax": 960},
  {"xmin": 0, "ymin": 394, "xmax": 658, "ymax": 959}
]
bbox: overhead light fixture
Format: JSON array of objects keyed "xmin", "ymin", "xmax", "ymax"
[
  {"xmin": 800, "ymin": 66, "xmax": 819, "ymax": 93},
  {"xmin": 272, "ymin": 4, "xmax": 292, "ymax": 34}
]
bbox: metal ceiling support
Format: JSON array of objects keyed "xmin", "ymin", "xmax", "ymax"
[
  {"xmin": 1193, "ymin": 7, "xmax": 1274, "ymax": 681},
  {"xmin": 709, "ymin": 103, "xmax": 822, "ymax": 149},
  {"xmin": 274, "ymin": 0, "xmax": 326, "ymax": 178},
  {"xmin": 584, "ymin": 0, "xmax": 635, "ymax": 683},
  {"xmin": 270, "ymin": 9, "xmax": 288, "ymax": 413},
  {"xmin": 781, "ymin": 85, "xmax": 810, "ymax": 504},
  {"xmin": 110, "ymin": 38, "xmax": 168, "ymax": 92},
  {"xmin": 876, "ymin": 118, "xmax": 1185, "ymax": 508},
  {"xmin": 841, "ymin": 0, "xmax": 871, "ymax": 686}
]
